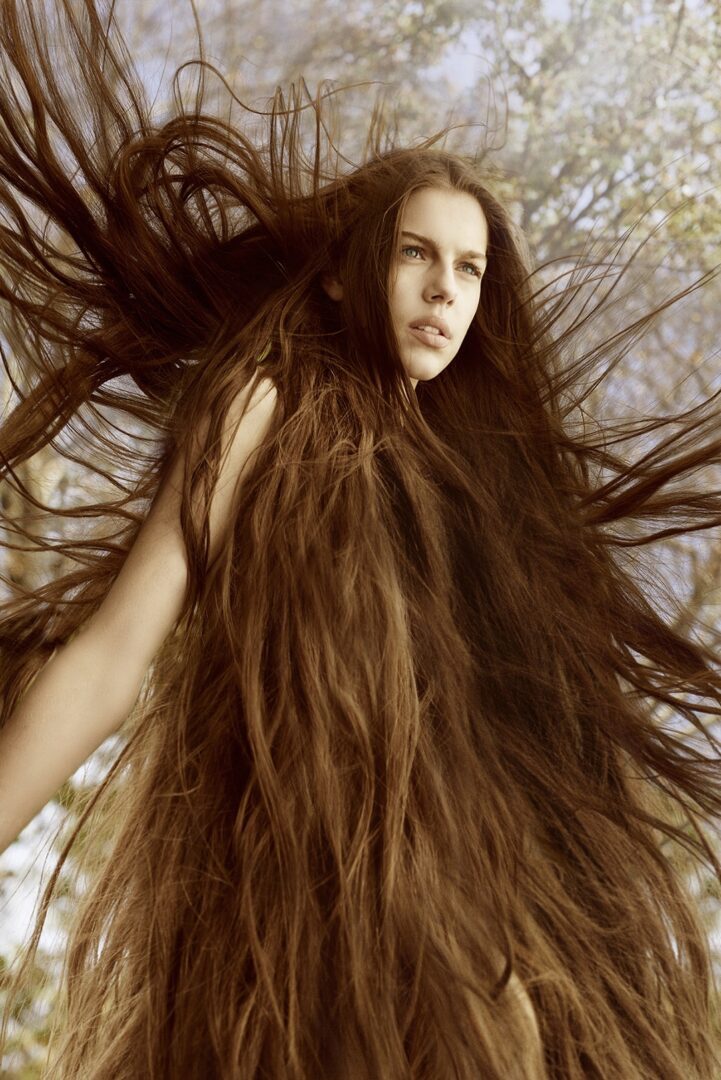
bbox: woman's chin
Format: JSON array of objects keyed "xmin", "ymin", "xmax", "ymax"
[{"xmin": 402, "ymin": 360, "xmax": 450, "ymax": 385}]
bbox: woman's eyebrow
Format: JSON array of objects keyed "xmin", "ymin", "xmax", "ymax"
[{"xmin": 401, "ymin": 230, "xmax": 488, "ymax": 264}]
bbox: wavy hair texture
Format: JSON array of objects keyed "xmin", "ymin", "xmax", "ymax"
[{"xmin": 1, "ymin": 1, "xmax": 721, "ymax": 1077}]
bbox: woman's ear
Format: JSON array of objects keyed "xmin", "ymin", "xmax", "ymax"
[{"xmin": 321, "ymin": 274, "xmax": 343, "ymax": 302}]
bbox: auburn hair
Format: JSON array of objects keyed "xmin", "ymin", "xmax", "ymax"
[{"xmin": 0, "ymin": 2, "xmax": 720, "ymax": 1077}]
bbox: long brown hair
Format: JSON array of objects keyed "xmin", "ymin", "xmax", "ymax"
[{"xmin": 1, "ymin": 2, "xmax": 721, "ymax": 1076}]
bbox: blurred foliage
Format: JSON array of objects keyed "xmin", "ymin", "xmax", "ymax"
[
  {"xmin": 0, "ymin": 951, "xmax": 54, "ymax": 1078},
  {"xmin": 2, "ymin": 0, "xmax": 721, "ymax": 1071}
]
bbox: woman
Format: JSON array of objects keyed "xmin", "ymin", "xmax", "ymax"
[{"xmin": 0, "ymin": 2, "xmax": 720, "ymax": 1077}]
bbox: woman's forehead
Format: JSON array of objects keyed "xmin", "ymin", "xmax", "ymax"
[{"xmin": 399, "ymin": 187, "xmax": 489, "ymax": 255}]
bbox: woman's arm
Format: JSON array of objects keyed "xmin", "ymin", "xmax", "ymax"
[{"xmin": 0, "ymin": 375, "xmax": 278, "ymax": 854}]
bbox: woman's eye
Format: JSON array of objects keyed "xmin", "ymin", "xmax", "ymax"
[
  {"xmin": 460, "ymin": 262, "xmax": 482, "ymax": 278},
  {"xmin": 401, "ymin": 245, "xmax": 423, "ymax": 259}
]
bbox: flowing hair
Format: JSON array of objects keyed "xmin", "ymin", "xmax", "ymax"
[{"xmin": 0, "ymin": 1, "xmax": 721, "ymax": 1076}]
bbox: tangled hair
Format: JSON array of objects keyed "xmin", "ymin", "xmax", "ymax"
[{"xmin": 1, "ymin": 1, "xmax": 721, "ymax": 1077}]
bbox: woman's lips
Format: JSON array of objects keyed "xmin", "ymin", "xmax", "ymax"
[{"xmin": 408, "ymin": 325, "xmax": 450, "ymax": 349}]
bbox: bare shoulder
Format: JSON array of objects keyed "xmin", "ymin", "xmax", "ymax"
[
  {"xmin": 200, "ymin": 373, "xmax": 278, "ymax": 461},
  {"xmin": 210, "ymin": 373, "xmax": 279, "ymax": 486},
  {"xmin": 171, "ymin": 371, "xmax": 281, "ymax": 564},
  {"xmin": 79, "ymin": 372, "xmax": 279, "ymax": 676},
  {"xmin": 238, "ymin": 372, "xmax": 278, "ymax": 414}
]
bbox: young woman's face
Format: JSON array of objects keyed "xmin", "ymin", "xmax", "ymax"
[{"xmin": 389, "ymin": 186, "xmax": 488, "ymax": 388}]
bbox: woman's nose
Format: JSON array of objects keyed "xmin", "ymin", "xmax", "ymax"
[{"xmin": 423, "ymin": 263, "xmax": 457, "ymax": 304}]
